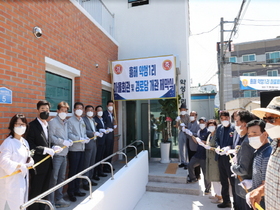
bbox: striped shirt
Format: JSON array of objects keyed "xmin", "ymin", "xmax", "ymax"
[{"xmin": 265, "ymin": 139, "xmax": 280, "ymax": 210}]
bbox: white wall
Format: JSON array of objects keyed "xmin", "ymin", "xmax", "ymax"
[{"xmin": 103, "ymin": 0, "xmax": 191, "ymax": 109}]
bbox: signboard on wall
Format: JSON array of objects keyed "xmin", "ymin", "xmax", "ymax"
[
  {"xmin": 112, "ymin": 55, "xmax": 176, "ymax": 101},
  {"xmin": 0, "ymin": 87, "xmax": 12, "ymax": 104},
  {"xmin": 240, "ymin": 76, "xmax": 280, "ymax": 90}
]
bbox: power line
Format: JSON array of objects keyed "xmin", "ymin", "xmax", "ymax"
[
  {"xmin": 239, "ymin": 23, "xmax": 280, "ymax": 26},
  {"xmin": 190, "ymin": 24, "xmax": 219, "ymax": 36},
  {"xmin": 242, "ymin": 19, "xmax": 280, "ymax": 22}
]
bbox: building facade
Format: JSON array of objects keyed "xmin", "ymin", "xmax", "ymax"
[
  {"xmin": 0, "ymin": 0, "xmax": 118, "ymax": 142},
  {"xmin": 223, "ymin": 37, "xmax": 280, "ymax": 103}
]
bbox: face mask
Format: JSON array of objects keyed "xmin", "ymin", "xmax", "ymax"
[
  {"xmin": 180, "ymin": 111, "xmax": 187, "ymax": 116},
  {"xmin": 190, "ymin": 116, "xmax": 195, "ymax": 121},
  {"xmin": 97, "ymin": 111, "xmax": 103, "ymax": 117},
  {"xmin": 199, "ymin": 124, "xmax": 206, "ymax": 129},
  {"xmin": 208, "ymin": 126, "xmax": 216, "ymax": 132},
  {"xmin": 265, "ymin": 122, "xmax": 280, "ymax": 139},
  {"xmin": 248, "ymin": 136, "xmax": 263, "ymax": 149},
  {"xmin": 87, "ymin": 111, "xmax": 94, "ymax": 117},
  {"xmin": 14, "ymin": 126, "xmax": 26, "ymax": 136},
  {"xmin": 235, "ymin": 125, "xmax": 242, "ymax": 135},
  {"xmin": 58, "ymin": 112, "xmax": 67, "ymax": 120},
  {"xmin": 40, "ymin": 111, "xmax": 49, "ymax": 120},
  {"xmin": 221, "ymin": 120, "xmax": 230, "ymax": 127},
  {"xmin": 75, "ymin": 109, "xmax": 83, "ymax": 117},
  {"xmin": 108, "ymin": 106, "xmax": 113, "ymax": 111}
]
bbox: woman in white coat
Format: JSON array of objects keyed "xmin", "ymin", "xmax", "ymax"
[{"xmin": 0, "ymin": 114, "xmax": 34, "ymax": 210}]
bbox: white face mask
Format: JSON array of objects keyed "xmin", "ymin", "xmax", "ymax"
[
  {"xmin": 199, "ymin": 124, "xmax": 206, "ymax": 129},
  {"xmin": 180, "ymin": 111, "xmax": 187, "ymax": 116},
  {"xmin": 86, "ymin": 111, "xmax": 94, "ymax": 117},
  {"xmin": 208, "ymin": 126, "xmax": 216, "ymax": 133},
  {"xmin": 75, "ymin": 109, "xmax": 83, "ymax": 117},
  {"xmin": 248, "ymin": 136, "xmax": 263, "ymax": 149},
  {"xmin": 58, "ymin": 112, "xmax": 67, "ymax": 120},
  {"xmin": 97, "ymin": 111, "xmax": 103, "ymax": 117},
  {"xmin": 108, "ymin": 106, "xmax": 113, "ymax": 111},
  {"xmin": 190, "ymin": 116, "xmax": 195, "ymax": 121},
  {"xmin": 235, "ymin": 123, "xmax": 242, "ymax": 135},
  {"xmin": 265, "ymin": 122, "xmax": 280, "ymax": 139},
  {"xmin": 14, "ymin": 126, "xmax": 26, "ymax": 136},
  {"xmin": 221, "ymin": 120, "xmax": 230, "ymax": 127}
]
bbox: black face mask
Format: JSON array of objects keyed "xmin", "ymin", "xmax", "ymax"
[{"xmin": 40, "ymin": 111, "xmax": 49, "ymax": 120}]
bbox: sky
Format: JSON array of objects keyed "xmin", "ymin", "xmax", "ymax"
[{"xmin": 189, "ymin": 0, "xmax": 280, "ymax": 89}]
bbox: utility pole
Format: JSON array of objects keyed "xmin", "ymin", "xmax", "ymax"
[{"xmin": 219, "ymin": 17, "xmax": 224, "ymax": 110}]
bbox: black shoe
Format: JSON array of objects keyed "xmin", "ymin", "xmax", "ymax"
[
  {"xmin": 98, "ymin": 173, "xmax": 108, "ymax": 177},
  {"xmin": 91, "ymin": 180, "xmax": 98, "ymax": 186},
  {"xmin": 204, "ymin": 190, "xmax": 211, "ymax": 195},
  {"xmin": 83, "ymin": 184, "xmax": 89, "ymax": 191},
  {"xmin": 103, "ymin": 168, "xmax": 111, "ymax": 173},
  {"xmin": 74, "ymin": 191, "xmax": 86, "ymax": 197},
  {"xmin": 68, "ymin": 195, "xmax": 77, "ymax": 202},
  {"xmin": 93, "ymin": 175, "xmax": 100, "ymax": 181},
  {"xmin": 184, "ymin": 165, "xmax": 188, "ymax": 170},
  {"xmin": 187, "ymin": 178, "xmax": 198, "ymax": 183},
  {"xmin": 217, "ymin": 202, "xmax": 231, "ymax": 208},
  {"xmin": 178, "ymin": 163, "xmax": 185, "ymax": 168},
  {"xmin": 196, "ymin": 175, "xmax": 201, "ymax": 180}
]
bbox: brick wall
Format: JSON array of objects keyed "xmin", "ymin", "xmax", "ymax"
[{"xmin": 0, "ymin": 0, "xmax": 118, "ymax": 142}]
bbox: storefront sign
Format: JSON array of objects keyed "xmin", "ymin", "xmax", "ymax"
[{"xmin": 112, "ymin": 55, "xmax": 176, "ymax": 100}]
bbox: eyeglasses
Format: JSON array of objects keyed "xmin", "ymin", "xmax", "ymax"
[{"xmin": 263, "ymin": 116, "xmax": 280, "ymax": 124}]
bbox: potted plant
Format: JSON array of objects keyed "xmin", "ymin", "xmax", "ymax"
[{"xmin": 157, "ymin": 98, "xmax": 178, "ymax": 163}]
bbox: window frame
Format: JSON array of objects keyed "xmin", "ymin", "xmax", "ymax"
[
  {"xmin": 243, "ymin": 72, "xmax": 256, "ymax": 76},
  {"xmin": 229, "ymin": 56, "xmax": 237, "ymax": 63},
  {"xmin": 242, "ymin": 54, "xmax": 256, "ymax": 62},
  {"xmin": 267, "ymin": 69, "xmax": 278, "ymax": 77},
  {"xmin": 45, "ymin": 57, "xmax": 80, "ymax": 116},
  {"xmin": 266, "ymin": 51, "xmax": 280, "ymax": 63}
]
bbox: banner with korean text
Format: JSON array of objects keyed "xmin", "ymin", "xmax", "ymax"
[
  {"xmin": 240, "ymin": 76, "xmax": 280, "ymax": 90},
  {"xmin": 112, "ymin": 55, "xmax": 176, "ymax": 100}
]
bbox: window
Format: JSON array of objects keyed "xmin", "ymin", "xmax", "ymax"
[
  {"xmin": 230, "ymin": 56, "xmax": 237, "ymax": 63},
  {"xmin": 266, "ymin": 51, "xmax": 280, "ymax": 63},
  {"xmin": 130, "ymin": 0, "xmax": 149, "ymax": 7},
  {"xmin": 102, "ymin": 90, "xmax": 112, "ymax": 109},
  {"xmin": 46, "ymin": 72, "xmax": 73, "ymax": 112},
  {"xmin": 267, "ymin": 69, "xmax": 278, "ymax": 77},
  {"xmin": 242, "ymin": 54, "xmax": 256, "ymax": 62},
  {"xmin": 244, "ymin": 90, "xmax": 257, "ymax": 98},
  {"xmin": 243, "ymin": 72, "xmax": 256, "ymax": 76}
]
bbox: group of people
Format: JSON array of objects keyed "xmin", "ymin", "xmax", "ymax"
[
  {"xmin": 0, "ymin": 99, "xmax": 117, "ymax": 210},
  {"xmin": 176, "ymin": 96, "xmax": 280, "ymax": 210}
]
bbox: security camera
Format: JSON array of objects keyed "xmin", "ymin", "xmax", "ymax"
[
  {"xmin": 95, "ymin": 64, "xmax": 99, "ymax": 68},
  {"xmin": 33, "ymin": 26, "xmax": 42, "ymax": 38}
]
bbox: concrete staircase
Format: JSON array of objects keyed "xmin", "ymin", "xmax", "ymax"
[{"xmin": 146, "ymin": 174, "xmax": 201, "ymax": 196}]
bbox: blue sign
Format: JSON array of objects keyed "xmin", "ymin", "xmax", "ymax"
[{"xmin": 0, "ymin": 87, "xmax": 12, "ymax": 104}]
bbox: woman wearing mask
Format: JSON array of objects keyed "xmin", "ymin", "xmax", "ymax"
[
  {"xmin": 0, "ymin": 114, "xmax": 34, "ymax": 209},
  {"xmin": 204, "ymin": 120, "xmax": 223, "ymax": 204}
]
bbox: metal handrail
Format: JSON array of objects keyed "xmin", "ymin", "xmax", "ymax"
[{"xmin": 20, "ymin": 140, "xmax": 145, "ymax": 209}]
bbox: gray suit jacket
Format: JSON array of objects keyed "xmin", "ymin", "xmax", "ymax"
[{"xmin": 82, "ymin": 116, "xmax": 97, "ymax": 150}]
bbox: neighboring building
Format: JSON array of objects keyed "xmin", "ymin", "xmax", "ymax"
[
  {"xmin": 225, "ymin": 97, "xmax": 260, "ymax": 116},
  {"xmin": 223, "ymin": 37, "xmax": 280, "ymax": 103},
  {"xmin": 0, "ymin": 0, "xmax": 118, "ymax": 141},
  {"xmin": 190, "ymin": 85, "xmax": 217, "ymax": 120}
]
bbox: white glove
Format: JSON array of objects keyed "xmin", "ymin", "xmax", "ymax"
[
  {"xmin": 222, "ymin": 146, "xmax": 231, "ymax": 155},
  {"xmin": 204, "ymin": 145, "xmax": 211, "ymax": 150},
  {"xmin": 43, "ymin": 147, "xmax": 55, "ymax": 157},
  {"xmin": 175, "ymin": 116, "xmax": 180, "ymax": 122},
  {"xmin": 63, "ymin": 140, "xmax": 72, "ymax": 147},
  {"xmin": 245, "ymin": 192, "xmax": 252, "ymax": 208},
  {"xmin": 185, "ymin": 129, "xmax": 193, "ymax": 136},
  {"xmin": 108, "ymin": 128, "xmax": 114, "ymax": 132},
  {"xmin": 19, "ymin": 164, "xmax": 28, "ymax": 177},
  {"xmin": 230, "ymin": 165, "xmax": 237, "ymax": 178},
  {"xmin": 239, "ymin": 179, "xmax": 253, "ymax": 190},
  {"xmin": 26, "ymin": 157, "xmax": 34, "ymax": 168},
  {"xmin": 84, "ymin": 138, "xmax": 90, "ymax": 144},
  {"xmin": 94, "ymin": 132, "xmax": 100, "ymax": 137},
  {"xmin": 114, "ymin": 125, "xmax": 117, "ymax": 129},
  {"xmin": 215, "ymin": 146, "xmax": 220, "ymax": 155},
  {"xmin": 229, "ymin": 155, "xmax": 237, "ymax": 165},
  {"xmin": 196, "ymin": 137, "xmax": 204, "ymax": 146},
  {"xmin": 182, "ymin": 127, "xmax": 186, "ymax": 132},
  {"xmin": 227, "ymin": 149, "xmax": 236, "ymax": 155},
  {"xmin": 52, "ymin": 145, "xmax": 63, "ymax": 153},
  {"xmin": 99, "ymin": 133, "xmax": 104, "ymax": 137},
  {"xmin": 68, "ymin": 140, "xmax": 73, "ymax": 146},
  {"xmin": 180, "ymin": 123, "xmax": 186, "ymax": 127},
  {"xmin": 99, "ymin": 129, "xmax": 106, "ymax": 133}
]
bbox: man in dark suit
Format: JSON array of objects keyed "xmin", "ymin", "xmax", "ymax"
[
  {"xmin": 102, "ymin": 100, "xmax": 116, "ymax": 173},
  {"xmin": 82, "ymin": 105, "xmax": 101, "ymax": 190},
  {"xmin": 93, "ymin": 105, "xmax": 108, "ymax": 180},
  {"xmin": 26, "ymin": 100, "xmax": 60, "ymax": 210}
]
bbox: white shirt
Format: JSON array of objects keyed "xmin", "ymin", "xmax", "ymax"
[
  {"xmin": 87, "ymin": 117, "xmax": 96, "ymax": 132},
  {"xmin": 37, "ymin": 117, "xmax": 48, "ymax": 139}
]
